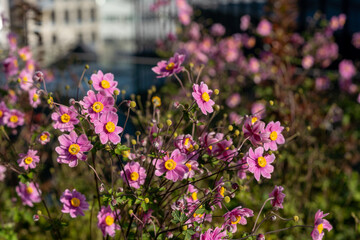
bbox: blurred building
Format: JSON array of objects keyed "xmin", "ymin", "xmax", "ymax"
[
  {"xmin": 0, "ymin": 0, "xmax": 10, "ymax": 47},
  {"xmin": 8, "ymin": 0, "xmax": 99, "ymax": 65}
]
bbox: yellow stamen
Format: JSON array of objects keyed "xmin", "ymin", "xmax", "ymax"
[
  {"xmin": 20, "ymin": 53, "xmax": 26, "ymax": 61},
  {"xmin": 71, "ymin": 197, "xmax": 81, "ymax": 207},
  {"xmin": 33, "ymin": 93, "xmax": 39, "ymax": 101},
  {"xmin": 40, "ymin": 134, "xmax": 48, "ymax": 141},
  {"xmin": 130, "ymin": 172, "xmax": 139, "ymax": 181},
  {"xmin": 251, "ymin": 117, "xmax": 258, "ymax": 124},
  {"xmin": 317, "ymin": 224, "xmax": 324, "ymax": 234},
  {"xmin": 191, "ymin": 192, "xmax": 197, "ymax": 201},
  {"xmin": 257, "ymin": 156, "xmax": 267, "ymax": 168},
  {"xmin": 68, "ymin": 144, "xmax": 80, "ymax": 155},
  {"xmin": 23, "ymin": 76, "xmax": 28, "ymax": 83},
  {"xmin": 92, "ymin": 102, "xmax": 104, "ymax": 113},
  {"xmin": 101, "ymin": 80, "xmax": 110, "ymax": 89},
  {"xmin": 26, "ymin": 187, "xmax": 33, "ymax": 194},
  {"xmin": 202, "ymin": 92, "xmax": 210, "ymax": 102},
  {"xmin": 0, "ymin": 110, "xmax": 2, "ymax": 118},
  {"xmin": 270, "ymin": 131, "xmax": 278, "ymax": 141},
  {"xmin": 61, "ymin": 113, "xmax": 70, "ymax": 123},
  {"xmin": 164, "ymin": 159, "xmax": 177, "ymax": 171},
  {"xmin": 121, "ymin": 150, "xmax": 130, "ymax": 158},
  {"xmin": 184, "ymin": 138, "xmax": 194, "ymax": 152},
  {"xmin": 220, "ymin": 186, "xmax": 225, "ymax": 197},
  {"xmin": 24, "ymin": 157, "xmax": 33, "ymax": 165},
  {"xmin": 208, "ymin": 145, "xmax": 213, "ymax": 151},
  {"xmin": 165, "ymin": 62, "xmax": 175, "ymax": 71},
  {"xmin": 186, "ymin": 163, "xmax": 192, "ymax": 172},
  {"xmin": 10, "ymin": 115, "xmax": 18, "ymax": 123},
  {"xmin": 14, "ymin": 59, "xmax": 18, "ymax": 67},
  {"xmin": 105, "ymin": 215, "xmax": 114, "ymax": 226},
  {"xmin": 105, "ymin": 121, "xmax": 116, "ymax": 133},
  {"xmin": 152, "ymin": 96, "xmax": 161, "ymax": 107},
  {"xmin": 231, "ymin": 216, "xmax": 242, "ymax": 225}
]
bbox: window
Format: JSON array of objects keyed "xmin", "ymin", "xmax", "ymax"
[
  {"xmin": 77, "ymin": 9, "xmax": 82, "ymax": 23},
  {"xmin": 64, "ymin": 10, "xmax": 69, "ymax": 24},
  {"xmin": 90, "ymin": 8, "xmax": 96, "ymax": 22},
  {"xmin": 51, "ymin": 11, "xmax": 55, "ymax": 25}
]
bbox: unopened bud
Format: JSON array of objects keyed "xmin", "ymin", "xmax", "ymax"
[
  {"xmin": 269, "ymin": 100, "xmax": 274, "ymax": 106},
  {"xmin": 121, "ymin": 90, "xmax": 126, "ymax": 95},
  {"xmin": 228, "ymin": 125, "xmax": 233, "ymax": 131},
  {"xmin": 65, "ymin": 85, "xmax": 70, "ymax": 90},
  {"xmin": 270, "ymin": 215, "xmax": 277, "ymax": 221},
  {"xmin": 144, "ymin": 198, "xmax": 149, "ymax": 204},
  {"xmin": 33, "ymin": 215, "xmax": 40, "ymax": 222},
  {"xmin": 257, "ymin": 233, "xmax": 265, "ymax": 240},
  {"xmin": 157, "ymin": 123, "xmax": 164, "ymax": 129},
  {"xmin": 128, "ymin": 209, "xmax": 134, "ymax": 215},
  {"xmin": 214, "ymin": 89, "xmax": 219, "ymax": 95},
  {"xmin": 85, "ymin": 64, "xmax": 89, "ymax": 69},
  {"xmin": 182, "ymin": 225, "xmax": 188, "ymax": 231},
  {"xmin": 135, "ymin": 131, "xmax": 141, "ymax": 136},
  {"xmin": 234, "ymin": 130, "xmax": 240, "ymax": 136},
  {"xmin": 33, "ymin": 71, "xmax": 44, "ymax": 82},
  {"xmin": 214, "ymin": 105, "xmax": 220, "ymax": 111},
  {"xmin": 293, "ymin": 216, "xmax": 299, "ymax": 222},
  {"xmin": 131, "ymin": 139, "xmax": 137, "ymax": 145},
  {"xmin": 113, "ymin": 89, "xmax": 120, "ymax": 96},
  {"xmin": 166, "ymin": 119, "xmax": 172, "ymax": 126},
  {"xmin": 194, "ymin": 144, "xmax": 199, "ymax": 150},
  {"xmin": 224, "ymin": 196, "xmax": 230, "ymax": 203},
  {"xmin": 69, "ymin": 98, "xmax": 76, "ymax": 105},
  {"xmin": 130, "ymin": 101, "xmax": 136, "ymax": 108}
]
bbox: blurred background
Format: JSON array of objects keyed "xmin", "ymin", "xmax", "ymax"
[{"xmin": 0, "ymin": 0, "xmax": 359, "ymax": 95}]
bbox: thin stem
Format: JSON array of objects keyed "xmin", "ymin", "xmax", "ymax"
[{"xmin": 252, "ymin": 197, "xmax": 274, "ymax": 232}]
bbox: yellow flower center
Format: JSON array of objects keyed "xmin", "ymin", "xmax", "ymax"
[
  {"xmin": 220, "ymin": 186, "xmax": 225, "ymax": 197},
  {"xmin": 26, "ymin": 187, "xmax": 33, "ymax": 194},
  {"xmin": 184, "ymin": 138, "xmax": 194, "ymax": 152},
  {"xmin": 105, "ymin": 215, "xmax": 114, "ymax": 226},
  {"xmin": 231, "ymin": 216, "xmax": 242, "ymax": 225},
  {"xmin": 0, "ymin": 110, "xmax": 2, "ymax": 117},
  {"xmin": 28, "ymin": 63, "xmax": 34, "ymax": 71},
  {"xmin": 24, "ymin": 157, "xmax": 33, "ymax": 165},
  {"xmin": 23, "ymin": 76, "xmax": 28, "ymax": 83},
  {"xmin": 105, "ymin": 121, "xmax": 116, "ymax": 133},
  {"xmin": 33, "ymin": 93, "xmax": 39, "ymax": 101},
  {"xmin": 68, "ymin": 144, "xmax": 80, "ymax": 155},
  {"xmin": 130, "ymin": 171, "xmax": 139, "ymax": 181},
  {"xmin": 193, "ymin": 213, "xmax": 204, "ymax": 218},
  {"xmin": 10, "ymin": 115, "xmax": 18, "ymax": 123},
  {"xmin": 121, "ymin": 150, "xmax": 130, "ymax": 158},
  {"xmin": 317, "ymin": 224, "xmax": 324, "ymax": 234},
  {"xmin": 101, "ymin": 80, "xmax": 110, "ymax": 89},
  {"xmin": 208, "ymin": 145, "xmax": 213, "ymax": 150},
  {"xmin": 201, "ymin": 92, "xmax": 210, "ymax": 102},
  {"xmin": 186, "ymin": 163, "xmax": 192, "ymax": 172},
  {"xmin": 14, "ymin": 59, "xmax": 18, "ymax": 67},
  {"xmin": 152, "ymin": 96, "xmax": 161, "ymax": 107},
  {"xmin": 251, "ymin": 117, "xmax": 258, "ymax": 124},
  {"xmin": 40, "ymin": 134, "xmax": 48, "ymax": 141},
  {"xmin": 71, "ymin": 197, "xmax": 81, "ymax": 207},
  {"xmin": 191, "ymin": 192, "xmax": 198, "ymax": 201},
  {"xmin": 257, "ymin": 156, "xmax": 267, "ymax": 168},
  {"xmin": 165, "ymin": 62, "xmax": 175, "ymax": 71},
  {"xmin": 164, "ymin": 159, "xmax": 177, "ymax": 171},
  {"xmin": 61, "ymin": 113, "xmax": 70, "ymax": 123},
  {"xmin": 92, "ymin": 101, "xmax": 104, "ymax": 113},
  {"xmin": 270, "ymin": 131, "xmax": 278, "ymax": 141},
  {"xmin": 20, "ymin": 53, "xmax": 26, "ymax": 61}
]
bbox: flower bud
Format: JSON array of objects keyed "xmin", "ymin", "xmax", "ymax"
[
  {"xmin": 65, "ymin": 85, "xmax": 70, "ymax": 90},
  {"xmin": 269, "ymin": 100, "xmax": 274, "ymax": 106},
  {"xmin": 228, "ymin": 125, "xmax": 233, "ymax": 131},
  {"xmin": 214, "ymin": 105, "xmax": 220, "ymax": 111},
  {"xmin": 214, "ymin": 89, "xmax": 220, "ymax": 95},
  {"xmin": 130, "ymin": 101, "xmax": 136, "ymax": 108},
  {"xmin": 157, "ymin": 123, "xmax": 164, "ymax": 129},
  {"xmin": 131, "ymin": 139, "xmax": 137, "ymax": 145},
  {"xmin": 234, "ymin": 130, "xmax": 240, "ymax": 136},
  {"xmin": 33, "ymin": 214, "xmax": 40, "ymax": 221},
  {"xmin": 85, "ymin": 64, "xmax": 89, "ymax": 69},
  {"xmin": 166, "ymin": 119, "xmax": 172, "ymax": 126},
  {"xmin": 69, "ymin": 98, "xmax": 76, "ymax": 105},
  {"xmin": 135, "ymin": 131, "xmax": 141, "ymax": 136},
  {"xmin": 37, "ymin": 210, "xmax": 42, "ymax": 215},
  {"xmin": 33, "ymin": 71, "xmax": 44, "ymax": 82},
  {"xmin": 293, "ymin": 216, "xmax": 299, "ymax": 222},
  {"xmin": 270, "ymin": 215, "xmax": 277, "ymax": 221},
  {"xmin": 182, "ymin": 225, "xmax": 188, "ymax": 231},
  {"xmin": 257, "ymin": 234, "xmax": 265, "ymax": 240},
  {"xmin": 144, "ymin": 198, "xmax": 149, "ymax": 204},
  {"xmin": 121, "ymin": 90, "xmax": 126, "ymax": 95},
  {"xmin": 194, "ymin": 144, "xmax": 199, "ymax": 150},
  {"xmin": 128, "ymin": 209, "xmax": 134, "ymax": 215},
  {"xmin": 113, "ymin": 89, "xmax": 120, "ymax": 96},
  {"xmin": 224, "ymin": 196, "xmax": 230, "ymax": 203}
]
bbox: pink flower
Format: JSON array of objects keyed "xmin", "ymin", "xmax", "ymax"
[
  {"xmin": 211, "ymin": 23, "xmax": 226, "ymax": 37},
  {"xmin": 263, "ymin": 121, "xmax": 285, "ymax": 151},
  {"xmin": 240, "ymin": 15, "xmax": 250, "ymax": 31},
  {"xmin": 55, "ymin": 131, "xmax": 93, "ymax": 167},
  {"xmin": 25, "ymin": 59, "xmax": 36, "ymax": 74},
  {"xmin": 121, "ymin": 161, "xmax": 146, "ymax": 189},
  {"xmin": 302, "ymin": 55, "xmax": 314, "ymax": 69},
  {"xmin": 229, "ymin": 112, "xmax": 243, "ymax": 125},
  {"xmin": 176, "ymin": 0, "xmax": 192, "ymax": 25},
  {"xmin": 311, "ymin": 210, "xmax": 332, "ymax": 240},
  {"xmin": 152, "ymin": 53, "xmax": 185, "ymax": 78},
  {"xmin": 183, "ymin": 160, "xmax": 199, "ymax": 178},
  {"xmin": 3, "ymin": 56, "xmax": 18, "ymax": 77},
  {"xmin": 174, "ymin": 134, "xmax": 198, "ymax": 162},
  {"xmin": 51, "ymin": 106, "xmax": 79, "ymax": 132},
  {"xmin": 237, "ymin": 156, "xmax": 248, "ymax": 180},
  {"xmin": 246, "ymin": 147, "xmax": 275, "ymax": 182},
  {"xmin": 80, "ymin": 90, "xmax": 116, "ymax": 122},
  {"xmin": 242, "ymin": 118, "xmax": 270, "ymax": 146},
  {"xmin": 0, "ymin": 101, "xmax": 9, "ymax": 125},
  {"xmin": 18, "ymin": 149, "xmax": 40, "ymax": 170},
  {"xmin": 269, "ymin": 185, "xmax": 285, "ymax": 209},
  {"xmin": 315, "ymin": 77, "xmax": 330, "ymax": 91},
  {"xmin": 155, "ymin": 149, "xmax": 188, "ymax": 182},
  {"xmin": 18, "ymin": 46, "xmax": 32, "ymax": 61},
  {"xmin": 97, "ymin": 206, "xmax": 120, "ymax": 237},
  {"xmin": 7, "ymin": 33, "xmax": 17, "ymax": 52},
  {"xmin": 4, "ymin": 109, "xmax": 25, "ymax": 128},
  {"xmin": 339, "ymin": 59, "xmax": 356, "ymax": 79},
  {"xmin": 18, "ymin": 70, "xmax": 33, "ymax": 91},
  {"xmin": 211, "ymin": 138, "xmax": 238, "ymax": 162},
  {"xmin": 192, "ymin": 82, "xmax": 215, "ymax": 115},
  {"xmin": 257, "ymin": 19, "xmax": 272, "ymax": 36},
  {"xmin": 29, "ymin": 88, "xmax": 41, "ymax": 108},
  {"xmin": 38, "ymin": 131, "xmax": 50, "ymax": 145},
  {"xmin": 352, "ymin": 32, "xmax": 360, "ymax": 49},
  {"xmin": 0, "ymin": 165, "xmax": 6, "ymax": 181},
  {"xmin": 200, "ymin": 227, "xmax": 227, "ymax": 240},
  {"xmin": 60, "ymin": 189, "xmax": 89, "ymax": 218},
  {"xmin": 91, "ymin": 70, "xmax": 119, "ymax": 96},
  {"xmin": 251, "ymin": 102, "xmax": 266, "ymax": 119},
  {"xmin": 94, "ymin": 111, "xmax": 123, "ymax": 145},
  {"xmin": 16, "ymin": 182, "xmax": 41, "ymax": 207},
  {"xmin": 226, "ymin": 93, "xmax": 241, "ymax": 108},
  {"xmin": 248, "ymin": 57, "xmax": 260, "ymax": 73},
  {"xmin": 223, "ymin": 206, "xmax": 254, "ymax": 233}
]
